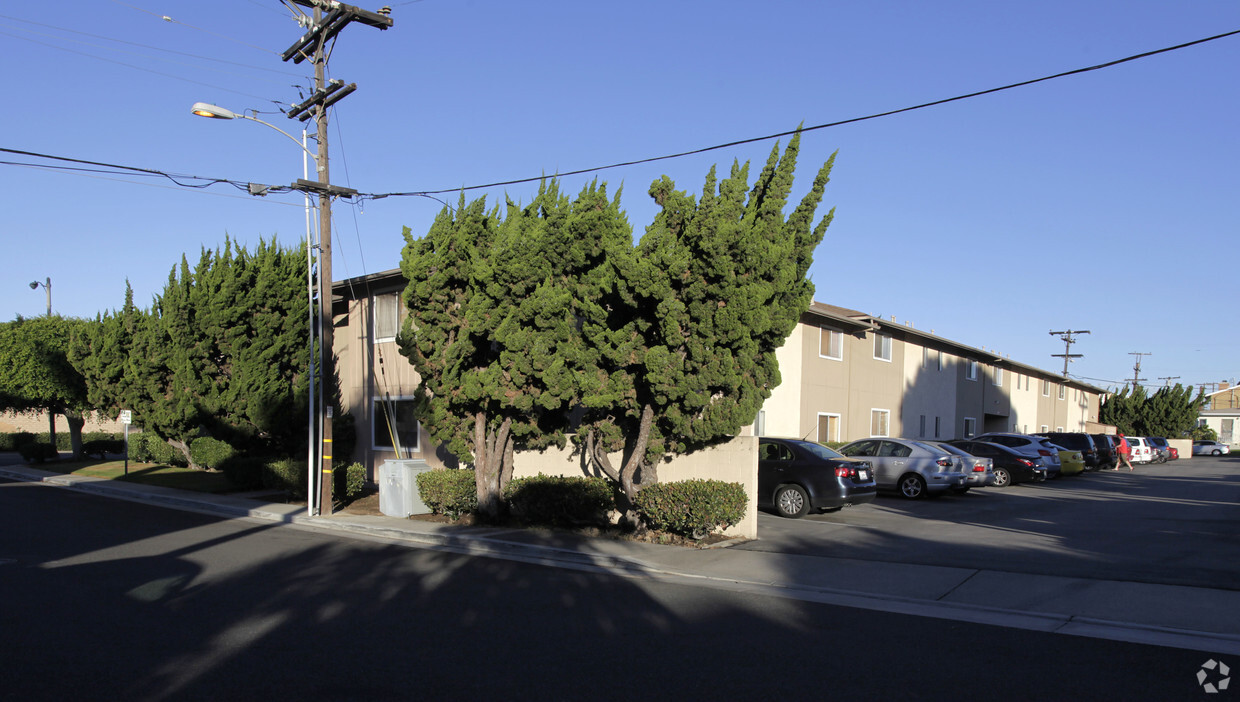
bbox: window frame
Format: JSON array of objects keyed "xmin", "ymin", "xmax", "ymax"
[
  {"xmin": 372, "ymin": 294, "xmax": 401, "ymax": 344},
  {"xmin": 870, "ymin": 408, "xmax": 891, "ymax": 437},
  {"xmin": 816, "ymin": 412, "xmax": 841, "ymax": 443},
  {"xmin": 819, "ymin": 326, "xmax": 843, "ymax": 361},
  {"xmin": 965, "ymin": 360, "xmax": 978, "ymax": 381},
  {"xmin": 372, "ymin": 395, "xmax": 421, "ymax": 453},
  {"xmin": 963, "ymin": 417, "xmax": 977, "ymax": 438},
  {"xmin": 873, "ymin": 333, "xmax": 892, "ymax": 362}
]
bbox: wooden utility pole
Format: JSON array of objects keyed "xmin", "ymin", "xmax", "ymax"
[
  {"xmin": 1049, "ymin": 329, "xmax": 1089, "ymax": 377},
  {"xmin": 1128, "ymin": 352, "xmax": 1152, "ymax": 390},
  {"xmin": 281, "ymin": 0, "xmax": 392, "ymax": 514}
]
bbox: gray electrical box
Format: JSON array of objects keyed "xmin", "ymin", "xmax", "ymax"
[{"xmin": 379, "ymin": 459, "xmax": 432, "ymax": 517}]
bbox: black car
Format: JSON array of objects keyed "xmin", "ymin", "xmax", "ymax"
[
  {"xmin": 1091, "ymin": 434, "xmax": 1118, "ymax": 470},
  {"xmin": 948, "ymin": 440, "xmax": 1047, "ymax": 487},
  {"xmin": 1037, "ymin": 432, "xmax": 1101, "ymax": 470},
  {"xmin": 758, "ymin": 438, "xmax": 877, "ymax": 518}
]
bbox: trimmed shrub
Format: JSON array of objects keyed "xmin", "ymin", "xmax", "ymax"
[
  {"xmin": 0, "ymin": 432, "xmax": 36, "ymax": 451},
  {"xmin": 416, "ymin": 469, "xmax": 477, "ymax": 519},
  {"xmin": 219, "ymin": 454, "xmax": 265, "ymax": 490},
  {"xmin": 81, "ymin": 439, "xmax": 125, "ymax": 458},
  {"xmin": 19, "ymin": 442, "xmax": 59, "ymax": 463},
  {"xmin": 190, "ymin": 437, "xmax": 236, "ymax": 470},
  {"xmin": 263, "ymin": 458, "xmax": 307, "ymax": 499},
  {"xmin": 505, "ymin": 474, "xmax": 615, "ymax": 528},
  {"xmin": 334, "ymin": 462, "xmax": 366, "ymax": 499},
  {"xmin": 128, "ymin": 433, "xmax": 186, "ymax": 466},
  {"xmin": 631, "ymin": 479, "xmax": 747, "ymax": 539}
]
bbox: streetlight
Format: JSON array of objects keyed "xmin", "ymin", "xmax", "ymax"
[
  {"xmin": 192, "ymin": 102, "xmax": 324, "ymax": 515},
  {"xmin": 29, "ymin": 277, "xmax": 51, "ymax": 317}
]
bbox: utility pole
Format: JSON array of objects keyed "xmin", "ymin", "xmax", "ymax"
[
  {"xmin": 1128, "ymin": 352, "xmax": 1152, "ymax": 390},
  {"xmin": 281, "ymin": 0, "xmax": 392, "ymax": 515},
  {"xmin": 1157, "ymin": 376, "xmax": 1180, "ymax": 387},
  {"xmin": 1049, "ymin": 329, "xmax": 1090, "ymax": 377}
]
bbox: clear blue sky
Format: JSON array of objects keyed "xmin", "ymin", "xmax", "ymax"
[{"xmin": 2, "ymin": 0, "xmax": 1237, "ymax": 393}]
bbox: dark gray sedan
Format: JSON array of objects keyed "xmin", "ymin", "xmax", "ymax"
[{"xmin": 758, "ymin": 438, "xmax": 877, "ymax": 518}]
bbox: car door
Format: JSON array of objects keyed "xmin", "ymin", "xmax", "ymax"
[
  {"xmin": 757, "ymin": 440, "xmax": 795, "ymax": 503},
  {"xmin": 873, "ymin": 440, "xmax": 913, "ymax": 487},
  {"xmin": 838, "ymin": 444, "xmax": 887, "ymax": 486}
]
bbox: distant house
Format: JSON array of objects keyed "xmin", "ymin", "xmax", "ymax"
[{"xmin": 1198, "ymin": 383, "xmax": 1240, "ymax": 446}]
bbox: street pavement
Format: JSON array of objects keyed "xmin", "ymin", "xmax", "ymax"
[{"xmin": 3, "ymin": 457, "xmax": 1238, "ymax": 657}]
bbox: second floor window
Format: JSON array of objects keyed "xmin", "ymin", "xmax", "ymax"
[
  {"xmin": 373, "ymin": 294, "xmax": 400, "ymax": 343},
  {"xmin": 873, "ymin": 333, "xmax": 892, "ymax": 362}
]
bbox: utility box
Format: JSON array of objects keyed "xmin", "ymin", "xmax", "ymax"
[{"xmin": 379, "ymin": 459, "xmax": 432, "ymax": 517}]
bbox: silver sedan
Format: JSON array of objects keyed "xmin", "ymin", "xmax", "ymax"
[{"xmin": 838, "ymin": 438, "xmax": 968, "ymax": 499}]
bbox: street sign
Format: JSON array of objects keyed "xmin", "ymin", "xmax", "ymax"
[{"xmin": 120, "ymin": 410, "xmax": 132, "ymax": 425}]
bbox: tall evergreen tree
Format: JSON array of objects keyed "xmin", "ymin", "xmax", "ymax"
[{"xmin": 580, "ymin": 134, "xmax": 835, "ymax": 500}]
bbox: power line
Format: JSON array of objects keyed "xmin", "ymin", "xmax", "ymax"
[
  {"xmin": 107, "ymin": 0, "xmax": 281, "ymax": 55},
  {"xmin": 363, "ymin": 27, "xmax": 1240, "ymax": 200},
  {"xmin": 0, "ymin": 146, "xmax": 281, "ymax": 194}
]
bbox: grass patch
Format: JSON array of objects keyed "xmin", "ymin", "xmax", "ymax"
[{"xmin": 37, "ymin": 459, "xmax": 233, "ymax": 494}]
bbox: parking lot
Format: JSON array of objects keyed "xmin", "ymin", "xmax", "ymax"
[{"xmin": 743, "ymin": 455, "xmax": 1240, "ymax": 591}]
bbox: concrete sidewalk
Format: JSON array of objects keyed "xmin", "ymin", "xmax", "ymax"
[{"xmin": 3, "ymin": 462, "xmax": 1238, "ymax": 655}]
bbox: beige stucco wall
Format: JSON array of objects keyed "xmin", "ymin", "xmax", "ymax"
[
  {"xmin": 902, "ymin": 344, "xmax": 957, "ymax": 441},
  {"xmin": 513, "ymin": 435, "xmax": 759, "ymax": 539},
  {"xmin": 1167, "ymin": 438, "xmax": 1193, "ymax": 459},
  {"xmin": 763, "ymin": 324, "xmax": 804, "ymax": 438},
  {"xmin": 0, "ymin": 410, "xmax": 124, "ymax": 435}
]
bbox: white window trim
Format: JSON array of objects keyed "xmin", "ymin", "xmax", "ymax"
[
  {"xmin": 1042, "ymin": 379, "xmax": 1051, "ymax": 397},
  {"xmin": 819, "ymin": 327, "xmax": 843, "ymax": 361},
  {"xmin": 372, "ymin": 395, "xmax": 421, "ymax": 453},
  {"xmin": 870, "ymin": 408, "xmax": 891, "ymax": 437},
  {"xmin": 964, "ymin": 416, "xmax": 977, "ymax": 438},
  {"xmin": 966, "ymin": 360, "xmax": 978, "ymax": 381},
  {"xmin": 934, "ymin": 416, "xmax": 941, "ymax": 439},
  {"xmin": 1058, "ymin": 384, "xmax": 1066, "ymax": 400},
  {"xmin": 873, "ymin": 333, "xmax": 892, "ymax": 363},
  {"xmin": 1040, "ymin": 424, "xmax": 1049, "ymax": 433},
  {"xmin": 816, "ymin": 412, "xmax": 841, "ymax": 442},
  {"xmin": 372, "ymin": 294, "xmax": 400, "ymax": 344},
  {"xmin": 993, "ymin": 367, "xmax": 1004, "ymax": 387}
]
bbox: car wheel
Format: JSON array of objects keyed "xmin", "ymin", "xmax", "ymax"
[
  {"xmin": 1213, "ymin": 449, "xmax": 1222, "ymax": 456},
  {"xmin": 898, "ymin": 473, "xmax": 928, "ymax": 499},
  {"xmin": 992, "ymin": 468, "xmax": 1011, "ymax": 487},
  {"xmin": 774, "ymin": 484, "xmax": 810, "ymax": 518}
]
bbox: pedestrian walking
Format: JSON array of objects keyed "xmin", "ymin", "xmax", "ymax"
[{"xmin": 1115, "ymin": 433, "xmax": 1133, "ymax": 471}]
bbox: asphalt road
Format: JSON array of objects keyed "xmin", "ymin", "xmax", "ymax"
[
  {"xmin": 1, "ymin": 477, "xmax": 1229, "ymax": 701},
  {"xmin": 746, "ymin": 455, "xmax": 1240, "ymax": 590}
]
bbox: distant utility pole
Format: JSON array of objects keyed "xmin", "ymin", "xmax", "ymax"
[
  {"xmin": 1128, "ymin": 352, "xmax": 1152, "ymax": 390},
  {"xmin": 281, "ymin": 0, "xmax": 393, "ymax": 515},
  {"xmin": 1157, "ymin": 376, "xmax": 1180, "ymax": 387},
  {"xmin": 1049, "ymin": 329, "xmax": 1090, "ymax": 377}
]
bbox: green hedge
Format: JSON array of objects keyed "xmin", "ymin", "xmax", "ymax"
[
  {"xmin": 631, "ymin": 479, "xmax": 747, "ymax": 539},
  {"xmin": 263, "ymin": 458, "xmax": 307, "ymax": 499},
  {"xmin": 0, "ymin": 432, "xmax": 37, "ymax": 451},
  {"xmin": 190, "ymin": 437, "xmax": 236, "ymax": 470},
  {"xmin": 505, "ymin": 474, "xmax": 615, "ymax": 528},
  {"xmin": 127, "ymin": 433, "xmax": 188, "ymax": 466},
  {"xmin": 416, "ymin": 469, "xmax": 477, "ymax": 519},
  {"xmin": 0, "ymin": 431, "xmax": 125, "ymax": 452},
  {"xmin": 334, "ymin": 462, "xmax": 367, "ymax": 499},
  {"xmin": 18, "ymin": 442, "xmax": 59, "ymax": 463},
  {"xmin": 81, "ymin": 439, "xmax": 125, "ymax": 458}
]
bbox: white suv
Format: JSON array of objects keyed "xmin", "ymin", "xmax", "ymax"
[{"xmin": 1126, "ymin": 436, "xmax": 1153, "ymax": 464}]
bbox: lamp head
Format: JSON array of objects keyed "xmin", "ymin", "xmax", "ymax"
[
  {"xmin": 191, "ymin": 102, "xmax": 238, "ymax": 119},
  {"xmin": 29, "ymin": 281, "xmax": 38, "ymax": 290}
]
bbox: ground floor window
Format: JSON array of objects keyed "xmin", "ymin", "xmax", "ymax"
[
  {"xmin": 818, "ymin": 413, "xmax": 840, "ymax": 442},
  {"xmin": 373, "ymin": 396, "xmax": 420, "ymax": 454},
  {"xmin": 871, "ymin": 409, "xmax": 890, "ymax": 437},
  {"xmin": 964, "ymin": 417, "xmax": 976, "ymax": 438}
]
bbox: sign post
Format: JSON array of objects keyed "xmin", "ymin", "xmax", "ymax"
[{"xmin": 120, "ymin": 410, "xmax": 132, "ymax": 475}]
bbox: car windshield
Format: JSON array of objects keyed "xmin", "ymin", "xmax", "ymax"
[{"xmin": 796, "ymin": 441, "xmax": 846, "ymax": 461}]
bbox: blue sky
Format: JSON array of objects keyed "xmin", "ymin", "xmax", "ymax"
[{"xmin": 2, "ymin": 0, "xmax": 1237, "ymax": 393}]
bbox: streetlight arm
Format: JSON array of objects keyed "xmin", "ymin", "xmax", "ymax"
[{"xmin": 191, "ymin": 102, "xmax": 319, "ymax": 167}]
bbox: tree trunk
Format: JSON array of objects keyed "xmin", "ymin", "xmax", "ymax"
[
  {"xmin": 47, "ymin": 406, "xmax": 56, "ymax": 452},
  {"xmin": 65, "ymin": 410, "xmax": 85, "ymax": 459},
  {"xmin": 619, "ymin": 404, "xmax": 656, "ymax": 502},
  {"xmin": 168, "ymin": 438, "xmax": 196, "ymax": 469},
  {"xmin": 472, "ymin": 413, "xmax": 513, "ymax": 521}
]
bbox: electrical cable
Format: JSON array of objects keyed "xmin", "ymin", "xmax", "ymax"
[
  {"xmin": 0, "ymin": 146, "xmax": 285, "ymax": 193},
  {"xmin": 0, "ymin": 13, "xmax": 306, "ymax": 77},
  {"xmin": 108, "ymin": 0, "xmax": 282, "ymax": 56},
  {"xmin": 362, "ymin": 27, "xmax": 1240, "ymax": 200}
]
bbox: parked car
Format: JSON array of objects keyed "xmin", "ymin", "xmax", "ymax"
[
  {"xmin": 974, "ymin": 433, "xmax": 1062, "ymax": 478},
  {"xmin": 1092, "ymin": 433, "xmax": 1118, "ymax": 470},
  {"xmin": 1037, "ymin": 432, "xmax": 1100, "ymax": 470},
  {"xmin": 1168, "ymin": 446, "xmax": 1179, "ymax": 460},
  {"xmin": 924, "ymin": 440, "xmax": 994, "ymax": 492},
  {"xmin": 837, "ymin": 438, "xmax": 967, "ymax": 499},
  {"xmin": 948, "ymin": 440, "xmax": 1048, "ymax": 487},
  {"xmin": 1192, "ymin": 440, "xmax": 1231, "ymax": 456},
  {"xmin": 1053, "ymin": 446, "xmax": 1087, "ymax": 475},
  {"xmin": 1125, "ymin": 436, "xmax": 1154, "ymax": 464},
  {"xmin": 1140, "ymin": 436, "xmax": 1170, "ymax": 463},
  {"xmin": 757, "ymin": 438, "xmax": 878, "ymax": 518}
]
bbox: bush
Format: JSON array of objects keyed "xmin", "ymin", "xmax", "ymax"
[
  {"xmin": 631, "ymin": 479, "xmax": 747, "ymax": 539},
  {"xmin": 81, "ymin": 439, "xmax": 125, "ymax": 458},
  {"xmin": 505, "ymin": 474, "xmax": 615, "ymax": 528},
  {"xmin": 416, "ymin": 469, "xmax": 477, "ymax": 519},
  {"xmin": 334, "ymin": 462, "xmax": 367, "ymax": 499},
  {"xmin": 263, "ymin": 458, "xmax": 307, "ymax": 499},
  {"xmin": 219, "ymin": 454, "xmax": 266, "ymax": 490},
  {"xmin": 18, "ymin": 442, "xmax": 59, "ymax": 463},
  {"xmin": 190, "ymin": 437, "xmax": 236, "ymax": 470},
  {"xmin": 128, "ymin": 433, "xmax": 187, "ymax": 466},
  {"xmin": 0, "ymin": 432, "xmax": 36, "ymax": 451}
]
